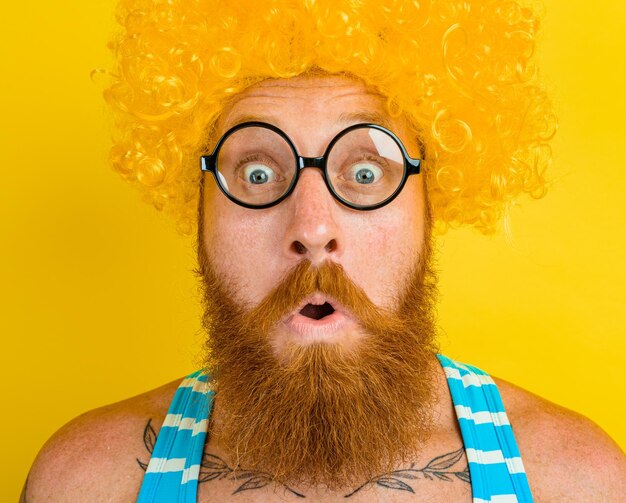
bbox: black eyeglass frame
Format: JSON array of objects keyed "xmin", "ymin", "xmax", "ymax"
[{"xmin": 200, "ymin": 121, "xmax": 422, "ymax": 211}]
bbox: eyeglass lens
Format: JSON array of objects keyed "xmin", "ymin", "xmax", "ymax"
[{"xmin": 215, "ymin": 126, "xmax": 405, "ymax": 207}]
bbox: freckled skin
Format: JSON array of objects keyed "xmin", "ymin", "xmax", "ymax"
[{"xmin": 201, "ymin": 75, "xmax": 427, "ymax": 353}]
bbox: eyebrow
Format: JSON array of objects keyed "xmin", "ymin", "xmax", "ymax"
[
  {"xmin": 337, "ymin": 111, "xmax": 394, "ymax": 130},
  {"xmin": 215, "ymin": 109, "xmax": 426, "ymax": 159},
  {"xmin": 221, "ymin": 114, "xmax": 272, "ymax": 131}
]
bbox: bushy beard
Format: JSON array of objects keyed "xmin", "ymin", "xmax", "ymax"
[{"xmin": 195, "ymin": 237, "xmax": 439, "ymax": 491}]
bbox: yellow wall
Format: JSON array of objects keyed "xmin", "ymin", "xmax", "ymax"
[{"xmin": 2, "ymin": 1, "xmax": 624, "ymax": 499}]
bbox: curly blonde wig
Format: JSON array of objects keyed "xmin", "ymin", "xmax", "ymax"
[{"xmin": 104, "ymin": 0, "xmax": 556, "ymax": 236}]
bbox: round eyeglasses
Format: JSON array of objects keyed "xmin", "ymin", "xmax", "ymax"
[{"xmin": 200, "ymin": 122, "xmax": 422, "ymax": 210}]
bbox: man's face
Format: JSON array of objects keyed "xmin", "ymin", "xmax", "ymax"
[
  {"xmin": 201, "ymin": 75, "xmax": 428, "ymax": 358},
  {"xmin": 196, "ymin": 75, "xmax": 438, "ymax": 490}
]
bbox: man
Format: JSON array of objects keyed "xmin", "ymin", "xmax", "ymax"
[{"xmin": 23, "ymin": 0, "xmax": 625, "ymax": 501}]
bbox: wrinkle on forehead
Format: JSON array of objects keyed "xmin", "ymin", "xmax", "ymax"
[
  {"xmin": 216, "ymin": 75, "xmax": 390, "ymax": 133},
  {"xmin": 241, "ymin": 73, "xmax": 380, "ymax": 90}
]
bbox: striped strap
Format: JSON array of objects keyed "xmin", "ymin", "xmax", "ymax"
[
  {"xmin": 137, "ymin": 371, "xmax": 215, "ymax": 503},
  {"xmin": 437, "ymin": 354, "xmax": 534, "ymax": 503}
]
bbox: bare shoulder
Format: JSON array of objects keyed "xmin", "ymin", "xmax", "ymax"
[
  {"xmin": 22, "ymin": 377, "xmax": 183, "ymax": 503},
  {"xmin": 494, "ymin": 376, "xmax": 626, "ymax": 502}
]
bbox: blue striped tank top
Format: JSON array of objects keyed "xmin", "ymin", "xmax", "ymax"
[{"xmin": 137, "ymin": 355, "xmax": 534, "ymax": 502}]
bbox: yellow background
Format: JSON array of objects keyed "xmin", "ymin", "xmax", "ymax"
[{"xmin": 1, "ymin": 1, "xmax": 625, "ymax": 499}]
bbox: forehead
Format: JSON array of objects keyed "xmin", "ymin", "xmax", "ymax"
[{"xmin": 217, "ymin": 75, "xmax": 403, "ymax": 141}]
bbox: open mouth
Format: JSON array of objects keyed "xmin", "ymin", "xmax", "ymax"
[
  {"xmin": 282, "ymin": 295, "xmax": 358, "ymax": 342},
  {"xmin": 299, "ymin": 301, "xmax": 336, "ymax": 320}
]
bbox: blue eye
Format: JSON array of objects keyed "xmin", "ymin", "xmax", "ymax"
[
  {"xmin": 243, "ymin": 164, "xmax": 276, "ymax": 185},
  {"xmin": 348, "ymin": 162, "xmax": 384, "ymax": 185}
]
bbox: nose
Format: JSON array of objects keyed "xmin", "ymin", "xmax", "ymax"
[{"xmin": 282, "ymin": 168, "xmax": 342, "ymax": 265}]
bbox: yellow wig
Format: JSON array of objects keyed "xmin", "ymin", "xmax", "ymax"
[{"xmin": 105, "ymin": 0, "xmax": 556, "ymax": 236}]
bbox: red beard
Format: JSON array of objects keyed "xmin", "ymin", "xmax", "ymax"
[{"xmin": 195, "ymin": 236, "xmax": 439, "ymax": 490}]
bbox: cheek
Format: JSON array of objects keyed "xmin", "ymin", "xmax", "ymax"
[
  {"xmin": 203, "ymin": 195, "xmax": 281, "ymax": 304},
  {"xmin": 394, "ymin": 176, "xmax": 427, "ymax": 251},
  {"xmin": 342, "ymin": 183, "xmax": 425, "ymax": 307}
]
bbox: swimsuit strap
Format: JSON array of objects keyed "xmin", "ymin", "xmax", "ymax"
[
  {"xmin": 137, "ymin": 370, "xmax": 215, "ymax": 503},
  {"xmin": 437, "ymin": 354, "xmax": 534, "ymax": 503}
]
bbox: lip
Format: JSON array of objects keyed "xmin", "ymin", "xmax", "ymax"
[{"xmin": 281, "ymin": 293, "xmax": 358, "ymax": 344}]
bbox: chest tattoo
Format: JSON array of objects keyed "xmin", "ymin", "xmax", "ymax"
[{"xmin": 137, "ymin": 418, "xmax": 471, "ymax": 498}]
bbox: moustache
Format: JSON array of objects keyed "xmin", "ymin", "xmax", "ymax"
[{"xmin": 240, "ymin": 259, "xmax": 407, "ymax": 338}]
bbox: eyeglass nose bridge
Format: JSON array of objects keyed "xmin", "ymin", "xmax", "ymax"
[{"xmin": 298, "ymin": 156, "xmax": 325, "ymax": 170}]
